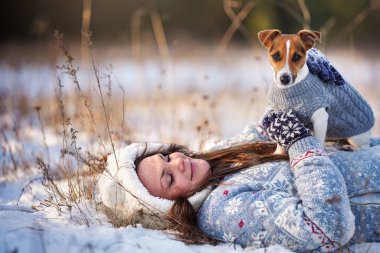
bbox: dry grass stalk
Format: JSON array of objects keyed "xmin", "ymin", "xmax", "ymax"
[
  {"xmin": 55, "ymin": 31, "xmax": 107, "ymax": 152},
  {"xmin": 35, "ymin": 106, "xmax": 50, "ymax": 164},
  {"xmin": 31, "ymin": 32, "xmax": 113, "ymax": 227},
  {"xmin": 1, "ymin": 128, "xmax": 18, "ymax": 175}
]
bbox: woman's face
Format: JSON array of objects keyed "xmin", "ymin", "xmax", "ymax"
[{"xmin": 137, "ymin": 152, "xmax": 211, "ymax": 200}]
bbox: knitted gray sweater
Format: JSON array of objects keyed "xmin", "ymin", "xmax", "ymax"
[{"xmin": 267, "ymin": 72, "xmax": 374, "ymax": 138}]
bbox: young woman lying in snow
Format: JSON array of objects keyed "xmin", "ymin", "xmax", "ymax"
[{"xmin": 96, "ymin": 53, "xmax": 380, "ymax": 252}]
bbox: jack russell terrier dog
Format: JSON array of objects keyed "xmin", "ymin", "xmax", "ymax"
[{"xmin": 258, "ymin": 29, "xmax": 374, "ymax": 154}]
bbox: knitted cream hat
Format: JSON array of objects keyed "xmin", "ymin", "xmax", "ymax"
[{"xmin": 97, "ymin": 143, "xmax": 211, "ymax": 229}]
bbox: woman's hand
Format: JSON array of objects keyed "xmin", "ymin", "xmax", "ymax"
[{"xmin": 262, "ymin": 109, "xmax": 311, "ymax": 151}]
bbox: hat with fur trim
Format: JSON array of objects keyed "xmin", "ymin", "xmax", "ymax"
[{"xmin": 97, "ymin": 143, "xmax": 211, "ymax": 230}]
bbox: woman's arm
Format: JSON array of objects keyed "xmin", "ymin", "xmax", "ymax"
[
  {"xmin": 198, "ymin": 110, "xmax": 355, "ymax": 252},
  {"xmin": 266, "ymin": 110, "xmax": 355, "ymax": 250},
  {"xmin": 288, "ymin": 136, "xmax": 355, "ymax": 250},
  {"xmin": 197, "ymin": 136, "xmax": 355, "ymax": 252},
  {"xmin": 206, "ymin": 122, "xmax": 270, "ymax": 151}
]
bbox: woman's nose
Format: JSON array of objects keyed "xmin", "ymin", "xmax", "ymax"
[{"xmin": 171, "ymin": 157, "xmax": 185, "ymax": 173}]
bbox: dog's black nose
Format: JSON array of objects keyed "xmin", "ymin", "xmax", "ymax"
[{"xmin": 280, "ymin": 74, "xmax": 291, "ymax": 85}]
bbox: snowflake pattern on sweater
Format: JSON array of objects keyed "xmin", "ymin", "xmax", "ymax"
[{"xmin": 197, "ymin": 132, "xmax": 380, "ymax": 252}]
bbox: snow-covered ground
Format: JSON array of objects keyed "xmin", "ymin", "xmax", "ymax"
[
  {"xmin": 1, "ymin": 119, "xmax": 380, "ymax": 253},
  {"xmin": 0, "ymin": 117, "xmax": 295, "ymax": 253},
  {"xmin": 1, "ymin": 46, "xmax": 380, "ymax": 252}
]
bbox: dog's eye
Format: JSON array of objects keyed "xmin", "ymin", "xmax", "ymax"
[
  {"xmin": 272, "ymin": 52, "xmax": 281, "ymax": 62},
  {"xmin": 292, "ymin": 53, "xmax": 301, "ymax": 62}
]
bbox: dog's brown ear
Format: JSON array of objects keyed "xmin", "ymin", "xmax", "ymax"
[
  {"xmin": 297, "ymin": 29, "xmax": 321, "ymax": 50},
  {"xmin": 258, "ymin": 29, "xmax": 281, "ymax": 48}
]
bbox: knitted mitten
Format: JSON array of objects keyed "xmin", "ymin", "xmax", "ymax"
[
  {"xmin": 306, "ymin": 48, "xmax": 345, "ymax": 86},
  {"xmin": 262, "ymin": 109, "xmax": 312, "ymax": 151}
]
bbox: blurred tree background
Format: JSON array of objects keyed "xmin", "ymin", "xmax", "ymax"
[
  {"xmin": 1, "ymin": 0, "xmax": 380, "ymax": 143},
  {"xmin": 1, "ymin": 0, "xmax": 379, "ymax": 48}
]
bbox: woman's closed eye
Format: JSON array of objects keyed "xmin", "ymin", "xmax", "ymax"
[
  {"xmin": 159, "ymin": 154, "xmax": 174, "ymax": 187},
  {"xmin": 166, "ymin": 172, "xmax": 174, "ymax": 187}
]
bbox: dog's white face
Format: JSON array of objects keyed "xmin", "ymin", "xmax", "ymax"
[
  {"xmin": 270, "ymin": 38, "xmax": 308, "ymax": 87},
  {"xmin": 258, "ymin": 29, "xmax": 321, "ymax": 87}
]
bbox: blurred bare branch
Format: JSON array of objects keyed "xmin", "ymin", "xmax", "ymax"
[
  {"xmin": 223, "ymin": 0, "xmax": 256, "ymax": 48},
  {"xmin": 297, "ymin": 0, "xmax": 310, "ymax": 29},
  {"xmin": 81, "ymin": 0, "xmax": 92, "ymax": 70},
  {"xmin": 217, "ymin": 0, "xmax": 257, "ymax": 56},
  {"xmin": 217, "ymin": 0, "xmax": 310, "ymax": 56},
  {"xmin": 266, "ymin": 0, "xmax": 303, "ymax": 25},
  {"xmin": 319, "ymin": 17, "xmax": 336, "ymax": 50},
  {"xmin": 334, "ymin": 0, "xmax": 380, "ymax": 43},
  {"xmin": 149, "ymin": 5, "xmax": 170, "ymax": 62},
  {"xmin": 131, "ymin": 7, "xmax": 147, "ymax": 62}
]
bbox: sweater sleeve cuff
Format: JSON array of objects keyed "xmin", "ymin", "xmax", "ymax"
[{"xmin": 288, "ymin": 136, "xmax": 323, "ymax": 159}]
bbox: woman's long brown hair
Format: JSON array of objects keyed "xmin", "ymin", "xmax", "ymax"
[{"xmin": 135, "ymin": 142, "xmax": 288, "ymax": 244}]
